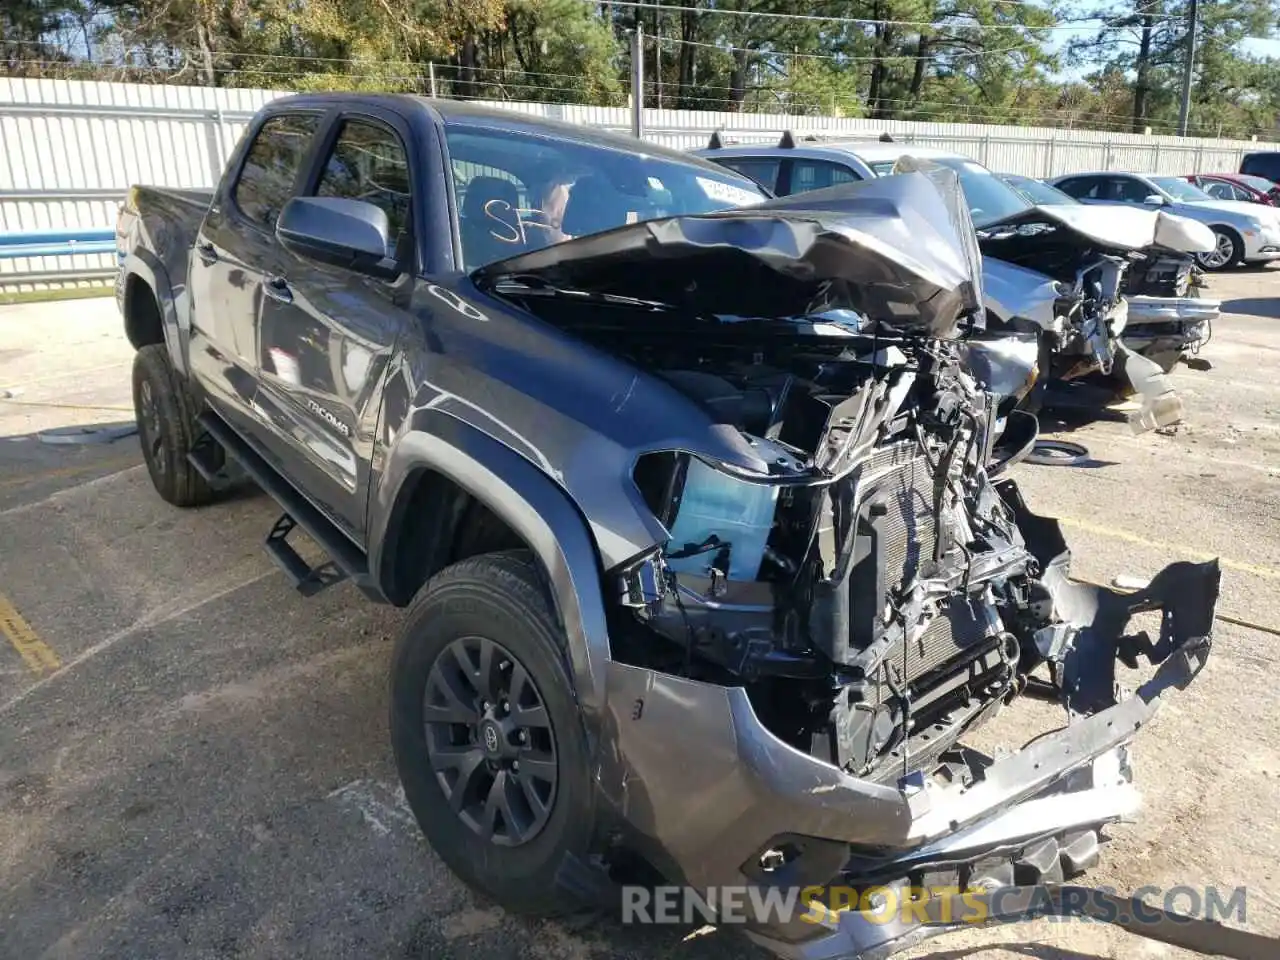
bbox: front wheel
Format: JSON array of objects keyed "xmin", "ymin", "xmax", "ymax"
[
  {"xmin": 389, "ymin": 550, "xmax": 600, "ymax": 915},
  {"xmin": 1197, "ymin": 228, "xmax": 1242, "ymax": 271}
]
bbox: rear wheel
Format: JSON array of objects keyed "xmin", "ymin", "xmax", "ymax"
[
  {"xmin": 131, "ymin": 344, "xmax": 215, "ymax": 507},
  {"xmin": 1197, "ymin": 228, "xmax": 1242, "ymax": 271},
  {"xmin": 390, "ymin": 550, "xmax": 599, "ymax": 914}
]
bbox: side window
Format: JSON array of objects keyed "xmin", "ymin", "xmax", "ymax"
[
  {"xmin": 790, "ymin": 159, "xmax": 862, "ymax": 194},
  {"xmin": 1203, "ymin": 180, "xmax": 1235, "ymax": 201},
  {"xmin": 1109, "ymin": 177, "xmax": 1150, "ymax": 203},
  {"xmin": 233, "ymin": 114, "xmax": 320, "ymax": 228},
  {"xmin": 716, "ymin": 157, "xmax": 781, "ymax": 193},
  {"xmin": 1055, "ymin": 177, "xmax": 1093, "ymax": 198},
  {"xmin": 315, "ymin": 119, "xmax": 412, "ymax": 259}
]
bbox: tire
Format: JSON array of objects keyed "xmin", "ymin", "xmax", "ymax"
[
  {"xmin": 390, "ymin": 549, "xmax": 599, "ymax": 915},
  {"xmin": 1197, "ymin": 228, "xmax": 1243, "ymax": 271},
  {"xmin": 131, "ymin": 344, "xmax": 215, "ymax": 507}
]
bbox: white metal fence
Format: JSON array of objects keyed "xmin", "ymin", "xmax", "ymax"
[{"xmin": 1, "ymin": 76, "xmax": 1272, "ymax": 289}]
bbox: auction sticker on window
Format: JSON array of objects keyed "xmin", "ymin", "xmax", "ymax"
[{"xmin": 696, "ymin": 176, "xmax": 764, "ymax": 207}]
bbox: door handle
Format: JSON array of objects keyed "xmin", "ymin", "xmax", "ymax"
[
  {"xmin": 196, "ymin": 241, "xmax": 218, "ymax": 265},
  {"xmin": 262, "ymin": 274, "xmax": 293, "ymax": 304}
]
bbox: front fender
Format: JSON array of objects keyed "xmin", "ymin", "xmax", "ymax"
[
  {"xmin": 982, "ymin": 257, "xmax": 1062, "ymax": 335},
  {"xmin": 369, "ymin": 410, "xmax": 611, "ymax": 719}
]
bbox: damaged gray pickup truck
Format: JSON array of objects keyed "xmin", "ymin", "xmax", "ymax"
[{"xmin": 116, "ymin": 96, "xmax": 1225, "ymax": 959}]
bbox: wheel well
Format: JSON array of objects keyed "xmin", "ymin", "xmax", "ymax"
[
  {"xmin": 382, "ymin": 468, "xmax": 532, "ymax": 606},
  {"xmin": 1211, "ymin": 224, "xmax": 1243, "ymax": 246},
  {"xmin": 123, "ymin": 275, "xmax": 164, "ymax": 349}
]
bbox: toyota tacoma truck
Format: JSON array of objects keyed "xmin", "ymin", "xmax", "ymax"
[{"xmin": 116, "ymin": 95, "xmax": 1223, "ymax": 959}]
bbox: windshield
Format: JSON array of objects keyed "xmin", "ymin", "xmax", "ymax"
[
  {"xmin": 445, "ymin": 125, "xmax": 768, "ymax": 268},
  {"xmin": 928, "ymin": 158, "xmax": 1032, "ymax": 227},
  {"xmin": 1002, "ymin": 174, "xmax": 1079, "ymax": 206},
  {"xmin": 1151, "ymin": 177, "xmax": 1213, "ymax": 202}
]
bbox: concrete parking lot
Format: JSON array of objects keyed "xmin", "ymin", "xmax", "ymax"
[{"xmin": 1, "ymin": 275, "xmax": 1278, "ymax": 960}]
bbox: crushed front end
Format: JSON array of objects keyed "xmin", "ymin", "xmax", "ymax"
[
  {"xmin": 602, "ymin": 332, "xmax": 1219, "ymax": 958},
  {"xmin": 975, "ymin": 205, "xmax": 1220, "ymax": 432},
  {"xmin": 477, "ymin": 170, "xmax": 1222, "ymax": 960}
]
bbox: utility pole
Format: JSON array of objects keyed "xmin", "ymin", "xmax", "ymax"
[
  {"xmin": 1177, "ymin": 0, "xmax": 1199, "ymax": 137},
  {"xmin": 631, "ymin": 24, "xmax": 645, "ymax": 138}
]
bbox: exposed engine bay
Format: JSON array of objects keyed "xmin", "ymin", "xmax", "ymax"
[{"xmin": 623, "ymin": 337, "xmax": 1041, "ymax": 783}]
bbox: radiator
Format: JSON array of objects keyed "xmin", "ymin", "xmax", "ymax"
[{"xmin": 863, "ymin": 440, "xmax": 993, "ymax": 682}]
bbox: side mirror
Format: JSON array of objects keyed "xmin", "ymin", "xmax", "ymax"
[
  {"xmin": 276, "ymin": 197, "xmax": 398, "ymax": 279},
  {"xmin": 1143, "ymin": 194, "xmax": 1166, "ymax": 206}
]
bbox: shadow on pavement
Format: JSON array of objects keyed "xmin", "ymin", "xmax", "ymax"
[
  {"xmin": 0, "ymin": 418, "xmax": 143, "ymax": 510},
  {"xmin": 1221, "ymin": 298, "xmax": 1280, "ymax": 320}
]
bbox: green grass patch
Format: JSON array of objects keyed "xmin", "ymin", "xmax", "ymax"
[{"xmin": 0, "ymin": 285, "xmax": 114, "ymax": 306}]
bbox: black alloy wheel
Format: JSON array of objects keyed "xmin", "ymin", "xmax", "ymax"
[
  {"xmin": 137, "ymin": 376, "xmax": 165, "ymax": 477},
  {"xmin": 423, "ymin": 635, "xmax": 558, "ymax": 846},
  {"xmin": 130, "ymin": 344, "xmax": 216, "ymax": 506}
]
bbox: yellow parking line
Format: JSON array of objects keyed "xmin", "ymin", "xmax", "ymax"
[
  {"xmin": 0, "ymin": 593, "xmax": 60, "ymax": 675},
  {"xmin": 1057, "ymin": 516, "xmax": 1280, "ymax": 582}
]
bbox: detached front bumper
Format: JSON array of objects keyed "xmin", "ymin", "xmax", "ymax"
[
  {"xmin": 1122, "ymin": 295, "xmax": 1219, "ymax": 372},
  {"xmin": 597, "ymin": 502, "xmax": 1221, "ymax": 960}
]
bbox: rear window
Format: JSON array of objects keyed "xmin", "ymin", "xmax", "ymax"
[
  {"xmin": 1241, "ymin": 154, "xmax": 1280, "ymax": 184},
  {"xmin": 233, "ymin": 114, "xmax": 321, "ymax": 228}
]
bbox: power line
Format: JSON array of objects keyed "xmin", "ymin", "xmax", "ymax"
[
  {"xmin": 650, "ymin": 32, "xmax": 1050, "ymax": 62},
  {"xmin": 587, "ymin": 0, "xmax": 1186, "ymax": 33}
]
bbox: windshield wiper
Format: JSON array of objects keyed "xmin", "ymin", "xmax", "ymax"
[{"xmin": 488, "ymin": 275, "xmax": 678, "ymax": 310}]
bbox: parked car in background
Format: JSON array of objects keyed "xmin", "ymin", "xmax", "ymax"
[
  {"xmin": 996, "ymin": 172, "xmax": 1079, "ymax": 207},
  {"xmin": 697, "ymin": 135, "xmax": 1206, "ymax": 420},
  {"xmin": 1186, "ymin": 172, "xmax": 1280, "ymax": 206},
  {"xmin": 1050, "ymin": 170, "xmax": 1280, "ymax": 270},
  {"xmin": 1240, "ymin": 150, "xmax": 1280, "ymax": 185},
  {"xmin": 998, "ymin": 172, "xmax": 1219, "ymax": 373}
]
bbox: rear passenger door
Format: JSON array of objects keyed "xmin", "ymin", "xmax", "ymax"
[
  {"xmin": 189, "ymin": 111, "xmax": 322, "ymax": 431},
  {"xmin": 253, "ymin": 108, "xmax": 417, "ymax": 542}
]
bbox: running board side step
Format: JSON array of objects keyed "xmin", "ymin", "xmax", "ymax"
[
  {"xmin": 186, "ymin": 429, "xmax": 244, "ymax": 491},
  {"xmin": 196, "ymin": 411, "xmax": 375, "ymax": 599},
  {"xmin": 265, "ymin": 513, "xmax": 349, "ymax": 597}
]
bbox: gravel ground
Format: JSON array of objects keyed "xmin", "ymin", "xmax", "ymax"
[{"xmin": 1, "ymin": 271, "xmax": 1277, "ymax": 960}]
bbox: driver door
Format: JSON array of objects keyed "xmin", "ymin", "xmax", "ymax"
[{"xmin": 253, "ymin": 109, "xmax": 417, "ymax": 542}]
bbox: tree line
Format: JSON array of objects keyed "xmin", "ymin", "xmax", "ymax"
[{"xmin": 3, "ymin": 0, "xmax": 1278, "ymax": 138}]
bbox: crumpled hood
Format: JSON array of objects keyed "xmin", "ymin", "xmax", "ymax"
[
  {"xmin": 981, "ymin": 203, "xmax": 1216, "ymax": 254},
  {"xmin": 474, "ymin": 168, "xmax": 985, "ymax": 339}
]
